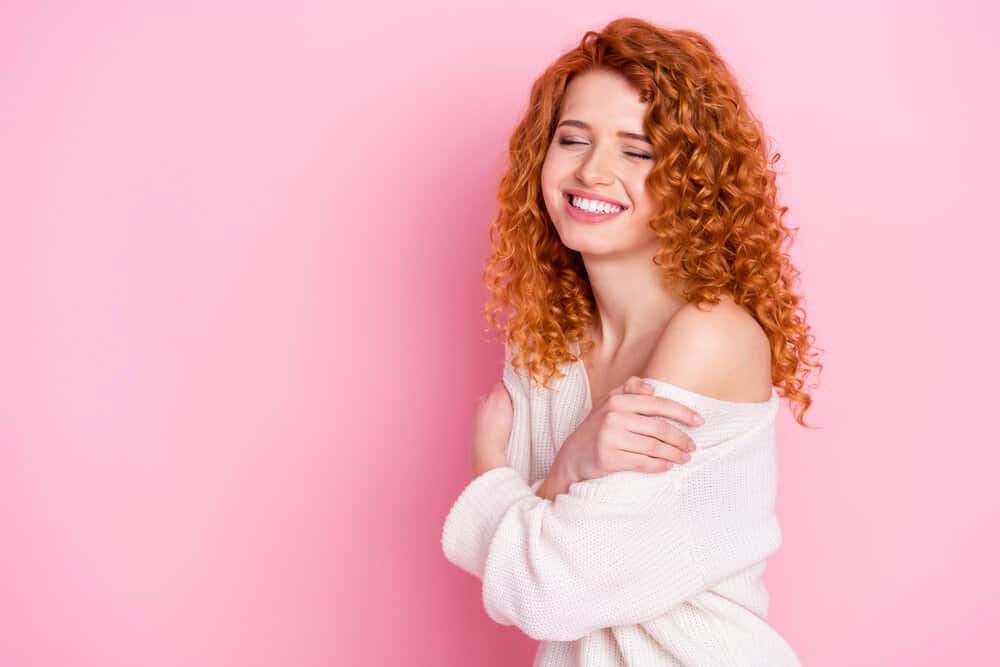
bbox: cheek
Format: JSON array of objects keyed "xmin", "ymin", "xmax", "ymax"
[
  {"xmin": 539, "ymin": 154, "xmax": 552, "ymax": 186},
  {"xmin": 630, "ymin": 180, "xmax": 657, "ymax": 214},
  {"xmin": 634, "ymin": 193, "xmax": 653, "ymax": 215},
  {"xmin": 539, "ymin": 154, "xmax": 564, "ymax": 206},
  {"xmin": 540, "ymin": 149, "xmax": 560, "ymax": 185}
]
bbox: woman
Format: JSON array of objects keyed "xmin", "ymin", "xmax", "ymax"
[{"xmin": 442, "ymin": 17, "xmax": 820, "ymax": 666}]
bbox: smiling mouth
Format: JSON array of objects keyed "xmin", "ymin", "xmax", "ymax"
[{"xmin": 564, "ymin": 192, "xmax": 626, "ymax": 213}]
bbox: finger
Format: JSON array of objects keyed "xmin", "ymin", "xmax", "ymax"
[
  {"xmin": 614, "ymin": 376, "xmax": 654, "ymax": 396},
  {"xmin": 614, "ymin": 392, "xmax": 703, "ymax": 427},
  {"xmin": 623, "ymin": 377, "xmax": 655, "ymax": 395},
  {"xmin": 616, "ymin": 411, "xmax": 696, "ymax": 459},
  {"xmin": 615, "ymin": 449, "xmax": 676, "ymax": 473},
  {"xmin": 616, "ymin": 433, "xmax": 692, "ymax": 465}
]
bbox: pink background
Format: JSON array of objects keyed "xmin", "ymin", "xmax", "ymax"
[{"xmin": 1, "ymin": 1, "xmax": 996, "ymax": 665}]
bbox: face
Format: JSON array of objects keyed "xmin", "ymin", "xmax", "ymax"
[{"xmin": 540, "ymin": 68, "xmax": 660, "ymax": 257}]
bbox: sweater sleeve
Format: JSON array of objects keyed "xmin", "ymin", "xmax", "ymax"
[{"xmin": 440, "ymin": 374, "xmax": 784, "ymax": 642}]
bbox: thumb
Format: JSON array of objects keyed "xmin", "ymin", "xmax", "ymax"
[{"xmin": 610, "ymin": 376, "xmax": 650, "ymax": 396}]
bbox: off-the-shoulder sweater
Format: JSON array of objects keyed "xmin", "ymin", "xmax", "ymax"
[{"xmin": 441, "ymin": 341, "xmax": 802, "ymax": 666}]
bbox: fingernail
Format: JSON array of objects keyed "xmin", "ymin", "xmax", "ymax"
[{"xmin": 693, "ymin": 414, "xmax": 704, "ymax": 425}]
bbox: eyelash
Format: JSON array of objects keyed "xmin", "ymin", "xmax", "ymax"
[{"xmin": 557, "ymin": 137, "xmax": 653, "ymax": 160}]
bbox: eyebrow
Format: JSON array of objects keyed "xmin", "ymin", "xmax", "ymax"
[{"xmin": 556, "ymin": 119, "xmax": 652, "ymax": 145}]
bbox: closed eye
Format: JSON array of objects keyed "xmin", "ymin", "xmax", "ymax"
[{"xmin": 558, "ymin": 138, "xmax": 653, "ymax": 160}]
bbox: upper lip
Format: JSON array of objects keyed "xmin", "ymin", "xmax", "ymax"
[{"xmin": 563, "ymin": 188, "xmax": 628, "ymax": 209}]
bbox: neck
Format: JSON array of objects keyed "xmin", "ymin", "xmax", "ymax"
[{"xmin": 580, "ymin": 247, "xmax": 688, "ymax": 355}]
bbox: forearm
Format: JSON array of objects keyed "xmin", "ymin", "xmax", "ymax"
[{"xmin": 470, "ymin": 451, "xmax": 509, "ymax": 480}]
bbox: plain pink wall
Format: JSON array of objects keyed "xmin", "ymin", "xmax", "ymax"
[{"xmin": 1, "ymin": 1, "xmax": 996, "ymax": 665}]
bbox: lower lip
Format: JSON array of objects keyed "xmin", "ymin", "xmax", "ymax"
[{"xmin": 564, "ymin": 193, "xmax": 626, "ymax": 222}]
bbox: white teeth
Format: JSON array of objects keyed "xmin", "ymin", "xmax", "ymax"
[{"xmin": 570, "ymin": 195, "xmax": 622, "ymax": 214}]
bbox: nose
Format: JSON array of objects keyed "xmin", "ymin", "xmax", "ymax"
[{"xmin": 574, "ymin": 142, "xmax": 615, "ymax": 186}]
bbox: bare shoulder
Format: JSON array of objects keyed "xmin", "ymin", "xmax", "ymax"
[{"xmin": 641, "ymin": 295, "xmax": 773, "ymax": 402}]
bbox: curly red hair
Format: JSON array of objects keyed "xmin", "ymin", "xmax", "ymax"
[{"xmin": 482, "ymin": 18, "xmax": 824, "ymax": 428}]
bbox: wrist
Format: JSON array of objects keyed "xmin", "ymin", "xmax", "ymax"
[{"xmin": 534, "ymin": 466, "xmax": 574, "ymax": 501}]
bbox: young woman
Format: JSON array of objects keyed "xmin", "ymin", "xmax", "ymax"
[{"xmin": 443, "ymin": 17, "xmax": 820, "ymax": 666}]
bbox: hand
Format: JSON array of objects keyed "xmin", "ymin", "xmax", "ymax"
[
  {"xmin": 550, "ymin": 376, "xmax": 704, "ymax": 488},
  {"xmin": 469, "ymin": 380, "xmax": 514, "ymax": 479}
]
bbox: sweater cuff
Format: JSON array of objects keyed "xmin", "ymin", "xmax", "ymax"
[{"xmin": 441, "ymin": 466, "xmax": 540, "ymax": 579}]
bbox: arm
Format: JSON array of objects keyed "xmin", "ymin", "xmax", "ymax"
[
  {"xmin": 442, "ymin": 379, "xmax": 782, "ymax": 642},
  {"xmin": 533, "ymin": 467, "xmax": 573, "ymax": 501},
  {"xmin": 441, "ymin": 311, "xmax": 780, "ymax": 642}
]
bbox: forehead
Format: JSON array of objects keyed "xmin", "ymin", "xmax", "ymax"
[{"xmin": 559, "ymin": 69, "xmax": 648, "ymax": 124}]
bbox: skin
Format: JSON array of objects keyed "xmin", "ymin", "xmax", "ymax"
[
  {"xmin": 469, "ymin": 381, "xmax": 514, "ymax": 479},
  {"xmin": 541, "ymin": 68, "xmax": 692, "ymax": 399},
  {"xmin": 470, "ymin": 68, "xmax": 772, "ymax": 493}
]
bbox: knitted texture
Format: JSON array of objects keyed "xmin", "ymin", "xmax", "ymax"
[{"xmin": 441, "ymin": 342, "xmax": 801, "ymax": 665}]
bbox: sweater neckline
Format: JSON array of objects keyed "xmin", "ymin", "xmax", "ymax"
[{"xmin": 571, "ymin": 339, "xmax": 779, "ymax": 412}]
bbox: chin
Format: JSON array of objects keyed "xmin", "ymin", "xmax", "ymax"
[{"xmin": 560, "ymin": 232, "xmax": 618, "ymax": 255}]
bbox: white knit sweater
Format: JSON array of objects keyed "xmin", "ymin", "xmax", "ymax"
[{"xmin": 441, "ymin": 341, "xmax": 801, "ymax": 666}]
